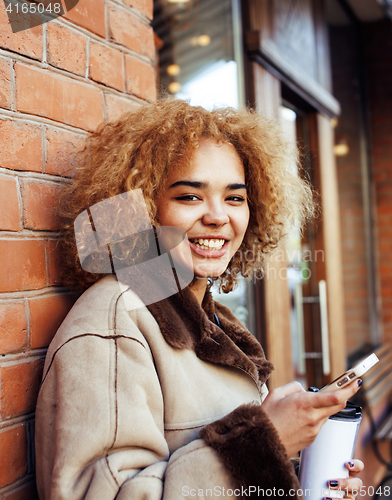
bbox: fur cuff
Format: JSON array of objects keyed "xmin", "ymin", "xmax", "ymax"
[{"xmin": 199, "ymin": 403, "xmax": 302, "ymax": 499}]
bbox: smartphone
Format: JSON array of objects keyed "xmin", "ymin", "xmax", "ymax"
[{"xmin": 319, "ymin": 353, "xmax": 379, "ymax": 392}]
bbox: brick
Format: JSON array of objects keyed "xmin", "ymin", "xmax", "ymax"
[
  {"xmin": 0, "ymin": 359, "xmax": 44, "ymax": 420},
  {"xmin": 0, "ymin": 302, "xmax": 27, "ymax": 354},
  {"xmin": 89, "ymin": 42, "xmax": 124, "ymax": 91},
  {"xmin": 0, "ymin": 58, "xmax": 11, "ymax": 110},
  {"xmin": 22, "ymin": 181, "xmax": 63, "ymax": 231},
  {"xmin": 45, "ymin": 128, "xmax": 84, "ymax": 177},
  {"xmin": 379, "ymin": 264, "xmax": 391, "ymax": 276},
  {"xmin": 0, "ymin": 120, "xmax": 42, "ymax": 172},
  {"xmin": 2, "ymin": 481, "xmax": 39, "ymax": 500},
  {"xmin": 63, "ymin": 0, "xmax": 105, "ymax": 38},
  {"xmin": 108, "ymin": 5, "xmax": 155, "ymax": 60},
  {"xmin": 15, "ymin": 64, "xmax": 104, "ymax": 132},
  {"xmin": 0, "ymin": 175, "xmax": 20, "ymax": 231},
  {"xmin": 47, "ymin": 22, "xmax": 86, "ymax": 76},
  {"xmin": 0, "ymin": 6, "xmax": 43, "ymax": 60},
  {"xmin": 125, "ymin": 55, "xmax": 156, "ymax": 101},
  {"xmin": 47, "ymin": 239, "xmax": 62, "ymax": 285},
  {"xmin": 0, "ymin": 240, "xmax": 46, "ymax": 293},
  {"xmin": 365, "ymin": 21, "xmax": 392, "ymax": 344},
  {"xmin": 123, "ymin": 0, "xmax": 153, "ymax": 20},
  {"xmin": 0, "ymin": 425, "xmax": 27, "ymax": 488},
  {"xmin": 29, "ymin": 294, "xmax": 75, "ymax": 349},
  {"xmin": 105, "ymin": 93, "xmax": 140, "ymax": 122}
]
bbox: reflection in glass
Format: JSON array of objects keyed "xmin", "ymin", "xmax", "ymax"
[{"xmin": 153, "ymin": 0, "xmax": 238, "ymax": 109}]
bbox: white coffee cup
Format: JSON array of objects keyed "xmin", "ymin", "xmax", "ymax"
[{"xmin": 299, "ymin": 403, "xmax": 362, "ymax": 500}]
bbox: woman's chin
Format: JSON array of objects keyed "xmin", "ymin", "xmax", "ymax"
[{"xmin": 193, "ymin": 264, "xmax": 228, "ymax": 280}]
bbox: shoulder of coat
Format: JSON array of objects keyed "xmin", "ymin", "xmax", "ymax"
[{"xmin": 47, "ymin": 276, "xmax": 154, "ymax": 351}]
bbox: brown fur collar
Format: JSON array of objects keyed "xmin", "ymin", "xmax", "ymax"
[
  {"xmin": 147, "ymin": 287, "xmax": 273, "ymax": 391},
  {"xmin": 200, "ymin": 403, "xmax": 302, "ymax": 498}
]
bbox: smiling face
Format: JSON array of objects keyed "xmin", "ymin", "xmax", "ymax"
[{"xmin": 156, "ymin": 140, "xmax": 250, "ymax": 287}]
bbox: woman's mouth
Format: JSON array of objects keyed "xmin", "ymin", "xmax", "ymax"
[
  {"xmin": 188, "ymin": 238, "xmax": 229, "ymax": 259},
  {"xmin": 189, "ymin": 238, "xmax": 226, "ymax": 250}
]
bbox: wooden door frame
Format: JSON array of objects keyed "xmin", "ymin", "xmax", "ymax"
[
  {"xmin": 245, "ymin": 68, "xmax": 347, "ymax": 388},
  {"xmin": 310, "ymin": 113, "xmax": 347, "ymax": 380},
  {"xmin": 245, "ymin": 62, "xmax": 295, "ymax": 389}
]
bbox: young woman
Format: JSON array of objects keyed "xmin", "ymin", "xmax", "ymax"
[{"xmin": 35, "ymin": 98, "xmax": 364, "ymax": 499}]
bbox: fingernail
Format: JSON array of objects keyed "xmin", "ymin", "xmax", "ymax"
[
  {"xmin": 325, "ymin": 498, "xmax": 333, "ymax": 500},
  {"xmin": 329, "ymin": 480, "xmax": 339, "ymax": 488},
  {"xmin": 348, "ymin": 461, "xmax": 355, "ymax": 468},
  {"xmin": 357, "ymin": 379, "xmax": 362, "ymax": 387}
]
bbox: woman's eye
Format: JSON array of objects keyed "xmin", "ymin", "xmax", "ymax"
[
  {"xmin": 175, "ymin": 195, "xmax": 200, "ymax": 202},
  {"xmin": 227, "ymin": 196, "xmax": 245, "ymax": 202}
]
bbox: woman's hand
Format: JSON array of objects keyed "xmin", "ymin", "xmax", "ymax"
[
  {"xmin": 261, "ymin": 380, "xmax": 361, "ymax": 456},
  {"xmin": 324, "ymin": 459, "xmax": 364, "ymax": 499}
]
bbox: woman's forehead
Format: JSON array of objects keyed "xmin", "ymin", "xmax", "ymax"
[{"xmin": 166, "ymin": 140, "xmax": 244, "ymax": 181}]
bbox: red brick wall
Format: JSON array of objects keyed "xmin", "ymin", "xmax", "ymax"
[
  {"xmin": 364, "ymin": 19, "xmax": 392, "ymax": 344},
  {"xmin": 330, "ymin": 19, "xmax": 392, "ymax": 352},
  {"xmin": 329, "ymin": 25, "xmax": 371, "ymax": 355},
  {"xmin": 0, "ymin": 0, "xmax": 155, "ymax": 497}
]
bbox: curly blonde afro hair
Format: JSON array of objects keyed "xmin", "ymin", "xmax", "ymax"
[{"xmin": 60, "ymin": 97, "xmax": 314, "ymax": 292}]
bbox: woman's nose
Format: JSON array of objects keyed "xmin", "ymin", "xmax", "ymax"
[{"xmin": 201, "ymin": 204, "xmax": 230, "ymax": 226}]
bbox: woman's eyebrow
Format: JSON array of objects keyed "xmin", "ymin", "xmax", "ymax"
[
  {"xmin": 227, "ymin": 183, "xmax": 248, "ymax": 191},
  {"xmin": 168, "ymin": 180, "xmax": 206, "ymax": 189},
  {"xmin": 168, "ymin": 181, "xmax": 248, "ymax": 191}
]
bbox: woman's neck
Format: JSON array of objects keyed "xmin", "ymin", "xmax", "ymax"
[{"xmin": 188, "ymin": 277, "xmax": 208, "ymax": 304}]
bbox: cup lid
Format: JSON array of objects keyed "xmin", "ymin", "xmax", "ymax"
[{"xmin": 331, "ymin": 401, "xmax": 362, "ymax": 420}]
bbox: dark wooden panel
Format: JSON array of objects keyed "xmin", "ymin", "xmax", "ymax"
[{"xmin": 245, "ymin": 0, "xmax": 340, "ymax": 117}]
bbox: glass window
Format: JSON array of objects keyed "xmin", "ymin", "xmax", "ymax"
[{"xmin": 153, "ymin": 0, "xmax": 243, "ymax": 109}]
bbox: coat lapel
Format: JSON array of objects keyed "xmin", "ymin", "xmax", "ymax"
[{"xmin": 147, "ymin": 287, "xmax": 273, "ymax": 390}]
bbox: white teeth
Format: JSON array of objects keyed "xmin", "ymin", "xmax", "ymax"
[{"xmin": 192, "ymin": 239, "xmax": 225, "ymax": 250}]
